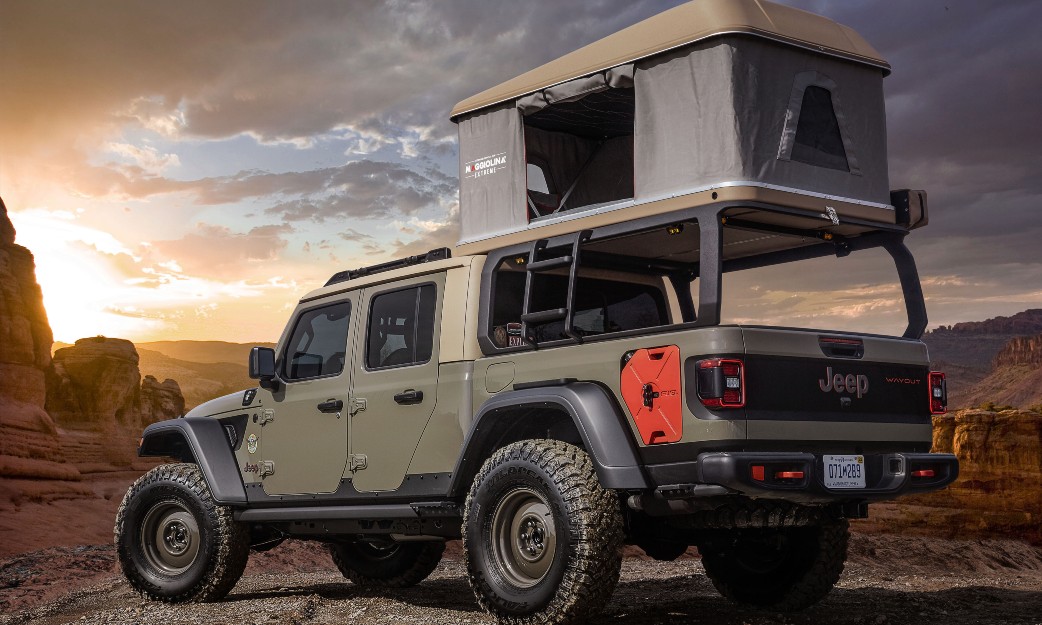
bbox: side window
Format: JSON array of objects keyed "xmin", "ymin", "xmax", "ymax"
[
  {"xmin": 283, "ymin": 301, "xmax": 351, "ymax": 380},
  {"xmin": 366, "ymin": 284, "xmax": 437, "ymax": 369},
  {"xmin": 489, "ymin": 264, "xmax": 668, "ymax": 346}
]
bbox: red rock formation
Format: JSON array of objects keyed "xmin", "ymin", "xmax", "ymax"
[
  {"xmin": 139, "ymin": 375, "xmax": 186, "ymax": 425},
  {"xmin": 47, "ymin": 337, "xmax": 185, "ymax": 432},
  {"xmin": 995, "ymin": 334, "xmax": 1042, "ymax": 368},
  {"xmin": 961, "ymin": 334, "xmax": 1042, "ymax": 409},
  {"xmin": 882, "ymin": 409, "xmax": 1042, "ymax": 544},
  {"xmin": 0, "ymin": 197, "xmax": 76, "ymax": 480},
  {"xmin": 922, "ymin": 310, "xmax": 1042, "ymax": 407}
]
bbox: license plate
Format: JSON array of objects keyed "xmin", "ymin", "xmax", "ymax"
[{"xmin": 823, "ymin": 455, "xmax": 866, "ymax": 489}]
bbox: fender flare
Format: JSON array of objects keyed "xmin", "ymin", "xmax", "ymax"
[
  {"xmin": 448, "ymin": 382, "xmax": 649, "ymax": 496},
  {"xmin": 139, "ymin": 417, "xmax": 247, "ymax": 505}
]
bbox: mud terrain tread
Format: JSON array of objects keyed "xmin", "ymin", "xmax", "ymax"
[
  {"xmin": 329, "ymin": 540, "xmax": 445, "ymax": 588},
  {"xmin": 701, "ymin": 518, "xmax": 849, "ymax": 612},
  {"xmin": 114, "ymin": 463, "xmax": 249, "ymax": 603},
  {"xmin": 463, "ymin": 439, "xmax": 624, "ymax": 625}
]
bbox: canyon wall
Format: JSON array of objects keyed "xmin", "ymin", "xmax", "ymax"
[
  {"xmin": 961, "ymin": 335, "xmax": 1042, "ymax": 409},
  {"xmin": 0, "ymin": 198, "xmax": 73, "ymax": 480},
  {"xmin": 869, "ymin": 408, "xmax": 1042, "ymax": 544}
]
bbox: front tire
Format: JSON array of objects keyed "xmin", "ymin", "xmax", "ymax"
[
  {"xmin": 463, "ymin": 440, "xmax": 623, "ymax": 625},
  {"xmin": 329, "ymin": 539, "xmax": 444, "ymax": 588},
  {"xmin": 698, "ymin": 518, "xmax": 849, "ymax": 611},
  {"xmin": 114, "ymin": 463, "xmax": 249, "ymax": 602}
]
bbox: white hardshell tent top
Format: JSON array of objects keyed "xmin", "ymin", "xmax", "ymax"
[{"xmin": 451, "ymin": 0, "xmax": 902, "ymax": 254}]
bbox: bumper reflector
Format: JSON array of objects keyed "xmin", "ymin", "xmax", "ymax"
[
  {"xmin": 775, "ymin": 471, "xmax": 805, "ymax": 479},
  {"xmin": 912, "ymin": 469, "xmax": 935, "ymax": 478},
  {"xmin": 751, "ymin": 465, "xmax": 765, "ymax": 481}
]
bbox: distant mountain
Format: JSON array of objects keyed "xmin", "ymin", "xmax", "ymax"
[
  {"xmin": 52, "ymin": 340, "xmax": 275, "ymax": 411},
  {"xmin": 922, "ymin": 309, "xmax": 1042, "ymax": 408},
  {"xmin": 135, "ymin": 347, "xmax": 262, "ymax": 411},
  {"xmin": 135, "ymin": 340, "xmax": 275, "ymax": 365},
  {"xmin": 961, "ymin": 334, "xmax": 1042, "ymax": 410}
]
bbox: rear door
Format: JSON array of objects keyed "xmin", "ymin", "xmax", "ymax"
[{"xmin": 348, "ymin": 273, "xmax": 444, "ymax": 492}]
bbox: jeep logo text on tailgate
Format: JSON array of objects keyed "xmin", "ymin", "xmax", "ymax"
[{"xmin": 818, "ymin": 367, "xmax": 869, "ymax": 398}]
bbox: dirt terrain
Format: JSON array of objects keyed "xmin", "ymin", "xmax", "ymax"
[{"xmin": 2, "ymin": 534, "xmax": 1041, "ymax": 625}]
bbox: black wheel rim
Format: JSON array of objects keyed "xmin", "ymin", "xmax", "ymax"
[
  {"xmin": 490, "ymin": 486, "xmax": 557, "ymax": 588},
  {"xmin": 140, "ymin": 500, "xmax": 201, "ymax": 575}
]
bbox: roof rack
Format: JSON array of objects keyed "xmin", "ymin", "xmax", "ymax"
[{"xmin": 324, "ymin": 248, "xmax": 451, "ymax": 287}]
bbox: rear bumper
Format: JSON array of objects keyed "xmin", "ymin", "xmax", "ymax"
[{"xmin": 645, "ymin": 451, "xmax": 958, "ymax": 504}]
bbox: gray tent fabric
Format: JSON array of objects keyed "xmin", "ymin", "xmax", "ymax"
[
  {"xmin": 634, "ymin": 41, "xmax": 742, "ymax": 201},
  {"xmin": 634, "ymin": 38, "xmax": 888, "ymax": 205},
  {"xmin": 458, "ymin": 103, "xmax": 526, "ymax": 242},
  {"xmin": 516, "ymin": 65, "xmax": 634, "ymax": 116}
]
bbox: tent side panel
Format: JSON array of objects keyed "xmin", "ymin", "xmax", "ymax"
[
  {"xmin": 458, "ymin": 105, "xmax": 527, "ymax": 243},
  {"xmin": 731, "ymin": 38, "xmax": 890, "ymax": 206},
  {"xmin": 634, "ymin": 41, "xmax": 743, "ymax": 201}
]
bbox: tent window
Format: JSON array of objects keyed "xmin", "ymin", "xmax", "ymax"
[
  {"xmin": 523, "ymin": 88, "xmax": 635, "ymax": 219},
  {"xmin": 791, "ymin": 86, "xmax": 849, "ymax": 172}
]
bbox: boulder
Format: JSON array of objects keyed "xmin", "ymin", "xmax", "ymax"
[{"xmin": 47, "ymin": 337, "xmax": 186, "ymax": 431}]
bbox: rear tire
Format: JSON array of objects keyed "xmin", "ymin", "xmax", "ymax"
[
  {"xmin": 698, "ymin": 518, "xmax": 849, "ymax": 611},
  {"xmin": 114, "ymin": 463, "xmax": 249, "ymax": 602},
  {"xmin": 329, "ymin": 539, "xmax": 444, "ymax": 588},
  {"xmin": 463, "ymin": 440, "xmax": 623, "ymax": 625}
]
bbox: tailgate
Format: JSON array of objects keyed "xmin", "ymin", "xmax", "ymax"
[{"xmin": 740, "ymin": 328, "xmax": 932, "ymax": 434}]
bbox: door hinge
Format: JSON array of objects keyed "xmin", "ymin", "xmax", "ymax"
[
  {"xmin": 258, "ymin": 409, "xmax": 275, "ymax": 425},
  {"xmin": 349, "ymin": 397, "xmax": 367, "ymax": 416},
  {"xmin": 349, "ymin": 454, "xmax": 367, "ymax": 471},
  {"xmin": 258, "ymin": 460, "xmax": 275, "ymax": 477}
]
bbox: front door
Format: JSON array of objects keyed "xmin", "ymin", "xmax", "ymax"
[
  {"xmin": 260, "ymin": 291, "xmax": 358, "ymax": 496},
  {"xmin": 348, "ymin": 274, "xmax": 443, "ymax": 492}
]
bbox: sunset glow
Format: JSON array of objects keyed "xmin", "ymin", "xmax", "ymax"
[{"xmin": 3, "ymin": 1, "xmax": 1041, "ymax": 344}]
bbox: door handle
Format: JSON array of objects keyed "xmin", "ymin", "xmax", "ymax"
[
  {"xmin": 393, "ymin": 389, "xmax": 424, "ymax": 405},
  {"xmin": 317, "ymin": 399, "xmax": 344, "ymax": 413}
]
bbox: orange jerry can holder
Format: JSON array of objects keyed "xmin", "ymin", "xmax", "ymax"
[{"xmin": 620, "ymin": 345, "xmax": 682, "ymax": 445}]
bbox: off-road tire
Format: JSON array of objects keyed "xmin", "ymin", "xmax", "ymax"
[
  {"xmin": 463, "ymin": 439, "xmax": 624, "ymax": 625},
  {"xmin": 329, "ymin": 539, "xmax": 444, "ymax": 588},
  {"xmin": 698, "ymin": 518, "xmax": 849, "ymax": 611},
  {"xmin": 114, "ymin": 463, "xmax": 249, "ymax": 602}
]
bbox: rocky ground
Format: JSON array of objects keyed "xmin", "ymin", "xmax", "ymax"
[{"xmin": 2, "ymin": 534, "xmax": 1042, "ymax": 625}]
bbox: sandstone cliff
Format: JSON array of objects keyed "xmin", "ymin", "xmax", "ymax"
[
  {"xmin": 47, "ymin": 337, "xmax": 185, "ymax": 432},
  {"xmin": 922, "ymin": 309, "xmax": 1042, "ymax": 407},
  {"xmin": 0, "ymin": 197, "xmax": 74, "ymax": 480},
  {"xmin": 872, "ymin": 408, "xmax": 1042, "ymax": 544},
  {"xmin": 960, "ymin": 334, "xmax": 1042, "ymax": 409}
]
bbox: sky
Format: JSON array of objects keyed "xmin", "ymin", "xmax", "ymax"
[{"xmin": 1, "ymin": 0, "xmax": 1040, "ymax": 344}]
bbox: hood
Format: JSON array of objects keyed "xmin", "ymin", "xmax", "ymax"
[{"xmin": 184, "ymin": 388, "xmax": 259, "ymax": 419}]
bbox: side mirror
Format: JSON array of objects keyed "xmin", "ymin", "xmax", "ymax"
[{"xmin": 249, "ymin": 347, "xmax": 279, "ymax": 390}]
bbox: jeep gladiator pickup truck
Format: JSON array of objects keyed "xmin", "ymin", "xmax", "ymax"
[{"xmin": 114, "ymin": 2, "xmax": 958, "ymax": 624}]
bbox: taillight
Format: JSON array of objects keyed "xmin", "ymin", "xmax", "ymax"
[
  {"xmin": 696, "ymin": 358, "xmax": 745, "ymax": 408},
  {"xmin": 928, "ymin": 371, "xmax": 947, "ymax": 415}
]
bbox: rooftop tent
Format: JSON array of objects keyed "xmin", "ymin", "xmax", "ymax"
[{"xmin": 452, "ymin": 0, "xmax": 895, "ymax": 252}]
